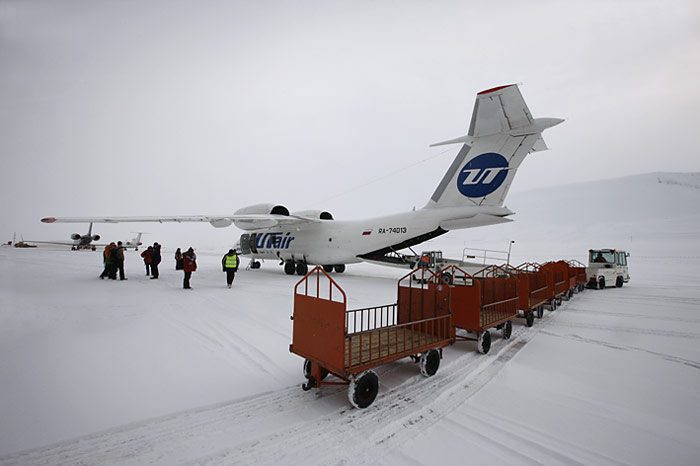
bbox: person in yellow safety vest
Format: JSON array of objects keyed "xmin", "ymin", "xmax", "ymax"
[{"xmin": 221, "ymin": 248, "xmax": 240, "ymax": 288}]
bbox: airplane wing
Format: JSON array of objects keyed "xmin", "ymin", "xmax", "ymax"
[{"xmin": 41, "ymin": 214, "xmax": 320, "ymax": 230}]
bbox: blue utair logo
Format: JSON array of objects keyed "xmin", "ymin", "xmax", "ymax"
[{"xmin": 457, "ymin": 152, "xmax": 509, "ymax": 198}]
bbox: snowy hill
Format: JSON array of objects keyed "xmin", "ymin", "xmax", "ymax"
[{"xmin": 421, "ymin": 172, "xmax": 700, "ymax": 264}]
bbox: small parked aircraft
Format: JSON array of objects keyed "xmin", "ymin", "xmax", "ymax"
[
  {"xmin": 25, "ymin": 226, "xmax": 144, "ymax": 251},
  {"xmin": 41, "ymin": 84, "xmax": 562, "ymax": 273}
]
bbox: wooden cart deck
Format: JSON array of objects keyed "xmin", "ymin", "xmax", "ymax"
[{"xmin": 345, "ymin": 327, "xmax": 445, "ymax": 368}]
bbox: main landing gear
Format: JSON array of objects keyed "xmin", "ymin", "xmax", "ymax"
[{"xmin": 284, "ymin": 261, "xmax": 346, "ymax": 276}]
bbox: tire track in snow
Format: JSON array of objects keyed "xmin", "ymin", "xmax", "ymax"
[
  {"xmin": 178, "ymin": 310, "xmax": 560, "ymax": 466},
  {"xmin": 546, "ymin": 321, "xmax": 700, "ymax": 340},
  {"xmin": 0, "ymin": 295, "xmax": 571, "ymax": 466},
  {"xmin": 449, "ymin": 405, "xmax": 634, "ymax": 466},
  {"xmin": 565, "ymin": 309, "xmax": 700, "ymax": 324},
  {"xmin": 541, "ymin": 330, "xmax": 700, "ymax": 370}
]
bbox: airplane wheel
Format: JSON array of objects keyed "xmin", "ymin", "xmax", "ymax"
[
  {"xmin": 334, "ymin": 264, "xmax": 346, "ymax": 273},
  {"xmin": 284, "ymin": 262, "xmax": 296, "ymax": 275},
  {"xmin": 440, "ymin": 272, "xmax": 453, "ymax": 285},
  {"xmin": 296, "ymin": 262, "xmax": 308, "ymax": 276},
  {"xmin": 322, "ymin": 265, "xmax": 334, "ymax": 273}
]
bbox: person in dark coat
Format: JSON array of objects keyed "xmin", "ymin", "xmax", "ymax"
[
  {"xmin": 182, "ymin": 247, "xmax": 197, "ymax": 289},
  {"xmin": 99, "ymin": 243, "xmax": 115, "ymax": 279},
  {"xmin": 150, "ymin": 242, "xmax": 162, "ymax": 279},
  {"xmin": 174, "ymin": 248, "xmax": 183, "ymax": 270},
  {"xmin": 221, "ymin": 249, "xmax": 239, "ymax": 288},
  {"xmin": 141, "ymin": 246, "xmax": 152, "ymax": 276},
  {"xmin": 114, "ymin": 241, "xmax": 127, "ymax": 280}
]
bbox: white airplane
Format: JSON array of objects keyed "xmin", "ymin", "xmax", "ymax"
[
  {"xmin": 25, "ymin": 226, "xmax": 145, "ymax": 251},
  {"xmin": 41, "ymin": 84, "xmax": 563, "ymax": 274}
]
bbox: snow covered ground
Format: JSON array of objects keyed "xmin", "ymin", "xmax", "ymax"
[{"xmin": 1, "ymin": 173, "xmax": 699, "ymax": 465}]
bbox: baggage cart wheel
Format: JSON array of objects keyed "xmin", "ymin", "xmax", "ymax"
[
  {"xmin": 598, "ymin": 277, "xmax": 606, "ymax": 289},
  {"xmin": 556, "ymin": 296, "xmax": 563, "ymax": 306},
  {"xmin": 537, "ymin": 305, "xmax": 544, "ymax": 319},
  {"xmin": 549, "ymin": 299, "xmax": 557, "ymax": 311},
  {"xmin": 502, "ymin": 320, "xmax": 512, "ymax": 340},
  {"xmin": 616, "ymin": 276, "xmax": 623, "ymax": 288},
  {"xmin": 303, "ymin": 359, "xmax": 328, "ymax": 381},
  {"xmin": 526, "ymin": 311, "xmax": 534, "ymax": 327},
  {"xmin": 419, "ymin": 349, "xmax": 440, "ymax": 377},
  {"xmin": 348, "ymin": 370, "xmax": 379, "ymax": 409},
  {"xmin": 477, "ymin": 330, "xmax": 491, "ymax": 354}
]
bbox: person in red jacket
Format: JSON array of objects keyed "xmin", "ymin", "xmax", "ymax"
[
  {"xmin": 141, "ymin": 246, "xmax": 153, "ymax": 276},
  {"xmin": 182, "ymin": 247, "xmax": 197, "ymax": 289}
]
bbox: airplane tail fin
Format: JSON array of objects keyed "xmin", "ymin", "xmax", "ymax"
[{"xmin": 425, "ymin": 84, "xmax": 563, "ymax": 209}]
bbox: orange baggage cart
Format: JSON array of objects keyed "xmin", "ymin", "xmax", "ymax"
[
  {"xmin": 290, "ymin": 267, "xmax": 453, "ymax": 409},
  {"xmin": 566, "ymin": 259, "xmax": 587, "ymax": 293},
  {"xmin": 541, "ymin": 261, "xmax": 568, "ymax": 310},
  {"xmin": 438, "ymin": 264, "xmax": 518, "ymax": 354},
  {"xmin": 514, "ymin": 262, "xmax": 549, "ymax": 325}
]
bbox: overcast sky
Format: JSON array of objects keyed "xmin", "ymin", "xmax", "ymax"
[{"xmin": 1, "ymin": 0, "xmax": 699, "ymax": 248}]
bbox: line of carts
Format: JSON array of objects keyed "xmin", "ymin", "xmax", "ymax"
[{"xmin": 289, "ymin": 260, "xmax": 588, "ymax": 408}]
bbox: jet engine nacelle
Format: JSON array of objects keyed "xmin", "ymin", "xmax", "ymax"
[
  {"xmin": 71, "ymin": 233, "xmax": 81, "ymax": 240},
  {"xmin": 292, "ymin": 209, "xmax": 334, "ymax": 220},
  {"xmin": 233, "ymin": 203, "xmax": 290, "ymax": 230},
  {"xmin": 92, "ymin": 235, "xmax": 101, "ymax": 241}
]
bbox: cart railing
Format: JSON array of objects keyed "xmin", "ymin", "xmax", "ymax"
[
  {"xmin": 294, "ymin": 266, "xmax": 346, "ymax": 304},
  {"xmin": 345, "ymin": 313, "xmax": 452, "ymax": 371},
  {"xmin": 480, "ymin": 295, "xmax": 520, "ymax": 327},
  {"xmin": 346, "ymin": 303, "xmax": 398, "ymax": 334}
]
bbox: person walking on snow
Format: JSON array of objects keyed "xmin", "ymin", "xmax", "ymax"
[
  {"xmin": 141, "ymin": 246, "xmax": 152, "ymax": 276},
  {"xmin": 114, "ymin": 241, "xmax": 127, "ymax": 280},
  {"xmin": 222, "ymin": 249, "xmax": 239, "ymax": 288},
  {"xmin": 99, "ymin": 243, "xmax": 115, "ymax": 279},
  {"xmin": 182, "ymin": 247, "xmax": 197, "ymax": 289},
  {"xmin": 150, "ymin": 242, "xmax": 162, "ymax": 279},
  {"xmin": 174, "ymin": 248, "xmax": 183, "ymax": 270}
]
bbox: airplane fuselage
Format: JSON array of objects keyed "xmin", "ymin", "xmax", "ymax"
[{"xmin": 243, "ymin": 206, "xmax": 512, "ymax": 265}]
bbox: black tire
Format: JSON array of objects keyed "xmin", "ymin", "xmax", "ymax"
[
  {"xmin": 598, "ymin": 277, "xmax": 606, "ymax": 289},
  {"xmin": 440, "ymin": 272, "xmax": 453, "ymax": 285},
  {"xmin": 303, "ymin": 359, "xmax": 328, "ymax": 381},
  {"xmin": 526, "ymin": 311, "xmax": 534, "ymax": 327},
  {"xmin": 537, "ymin": 305, "xmax": 544, "ymax": 319},
  {"xmin": 419, "ymin": 349, "xmax": 440, "ymax": 377},
  {"xmin": 334, "ymin": 264, "xmax": 346, "ymax": 273},
  {"xmin": 284, "ymin": 262, "xmax": 296, "ymax": 275},
  {"xmin": 322, "ymin": 265, "xmax": 334, "ymax": 273},
  {"xmin": 252, "ymin": 261, "xmax": 261, "ymax": 269},
  {"xmin": 616, "ymin": 276, "xmax": 623, "ymax": 288},
  {"xmin": 348, "ymin": 370, "xmax": 379, "ymax": 409},
  {"xmin": 477, "ymin": 330, "xmax": 491, "ymax": 354},
  {"xmin": 296, "ymin": 262, "xmax": 308, "ymax": 276},
  {"xmin": 502, "ymin": 320, "xmax": 512, "ymax": 340}
]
